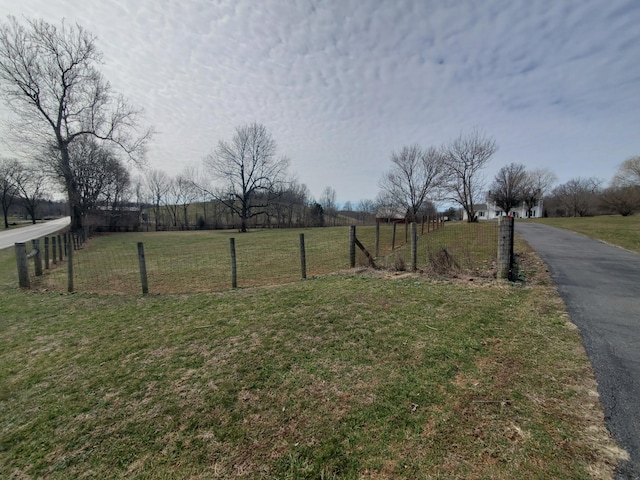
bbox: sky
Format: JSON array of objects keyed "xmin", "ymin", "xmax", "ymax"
[{"xmin": 0, "ymin": 0, "xmax": 639, "ymax": 205}]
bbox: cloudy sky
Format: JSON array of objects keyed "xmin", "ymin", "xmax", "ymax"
[{"xmin": 1, "ymin": 0, "xmax": 639, "ymax": 204}]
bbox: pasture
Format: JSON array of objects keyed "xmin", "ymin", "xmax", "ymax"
[{"xmin": 0, "ymin": 224, "xmax": 623, "ymax": 478}]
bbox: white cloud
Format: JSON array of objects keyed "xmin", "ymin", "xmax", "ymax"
[{"xmin": 1, "ymin": 0, "xmax": 639, "ymax": 203}]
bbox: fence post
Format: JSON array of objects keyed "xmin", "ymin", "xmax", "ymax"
[
  {"xmin": 411, "ymin": 222, "xmax": 418, "ymax": 271},
  {"xmin": 375, "ymin": 222, "xmax": 380, "ymax": 257},
  {"xmin": 230, "ymin": 237, "xmax": 237, "ymax": 288},
  {"xmin": 15, "ymin": 243, "xmax": 29, "ymax": 288},
  {"xmin": 44, "ymin": 237, "xmax": 50, "ymax": 269},
  {"xmin": 52, "ymin": 236, "xmax": 57, "ymax": 265},
  {"xmin": 58, "ymin": 234, "xmax": 63, "ymax": 260},
  {"xmin": 299, "ymin": 233, "xmax": 307, "ymax": 279},
  {"xmin": 66, "ymin": 235, "xmax": 74, "ymax": 292},
  {"xmin": 392, "ymin": 222, "xmax": 397, "ymax": 250},
  {"xmin": 32, "ymin": 239, "xmax": 43, "ymax": 277},
  {"xmin": 497, "ymin": 216, "xmax": 514, "ymax": 280},
  {"xmin": 349, "ymin": 225, "xmax": 356, "ymax": 268},
  {"xmin": 137, "ymin": 242, "xmax": 149, "ymax": 295}
]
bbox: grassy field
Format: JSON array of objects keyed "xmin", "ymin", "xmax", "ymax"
[
  {"xmin": 531, "ymin": 215, "xmax": 640, "ymax": 253},
  {"xmin": 0, "ymin": 226, "xmax": 624, "ymax": 478},
  {"xmin": 9, "ymin": 223, "xmax": 500, "ymax": 295}
]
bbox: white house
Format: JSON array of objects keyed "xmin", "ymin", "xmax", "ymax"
[{"xmin": 462, "ymin": 198, "xmax": 543, "ymax": 221}]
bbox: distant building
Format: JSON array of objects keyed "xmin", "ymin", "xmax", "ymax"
[
  {"xmin": 375, "ymin": 206, "xmax": 409, "ymax": 224},
  {"xmin": 462, "ymin": 199, "xmax": 543, "ymax": 221}
]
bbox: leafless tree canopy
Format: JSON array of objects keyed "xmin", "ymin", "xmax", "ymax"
[
  {"xmin": 550, "ymin": 177, "xmax": 602, "ymax": 217},
  {"xmin": 442, "ymin": 130, "xmax": 497, "ymax": 222},
  {"xmin": 0, "ymin": 158, "xmax": 21, "ymax": 228},
  {"xmin": 0, "ymin": 16, "xmax": 151, "ymax": 231},
  {"xmin": 203, "ymin": 122, "xmax": 289, "ymax": 232},
  {"xmin": 602, "ymin": 156, "xmax": 640, "ymax": 216},
  {"xmin": 378, "ymin": 145, "xmax": 445, "ymax": 222},
  {"xmin": 488, "ymin": 163, "xmax": 527, "ymax": 214},
  {"xmin": 521, "ymin": 168, "xmax": 557, "ymax": 217},
  {"xmin": 611, "ymin": 156, "xmax": 640, "ymax": 188}
]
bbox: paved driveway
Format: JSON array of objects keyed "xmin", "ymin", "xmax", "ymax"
[
  {"xmin": 516, "ymin": 222, "xmax": 640, "ymax": 479},
  {"xmin": 0, "ymin": 217, "xmax": 70, "ymax": 250}
]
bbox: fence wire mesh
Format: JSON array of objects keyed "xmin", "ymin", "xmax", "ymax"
[{"xmin": 18, "ymin": 222, "xmax": 499, "ymax": 295}]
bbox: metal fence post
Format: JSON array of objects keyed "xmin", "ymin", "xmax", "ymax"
[
  {"xmin": 137, "ymin": 242, "xmax": 149, "ymax": 295},
  {"xmin": 230, "ymin": 238, "xmax": 237, "ymax": 288},
  {"xmin": 299, "ymin": 233, "xmax": 307, "ymax": 279},
  {"xmin": 66, "ymin": 235, "xmax": 74, "ymax": 292},
  {"xmin": 411, "ymin": 222, "xmax": 418, "ymax": 271}
]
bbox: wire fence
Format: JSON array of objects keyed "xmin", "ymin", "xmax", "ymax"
[{"xmin": 15, "ymin": 221, "xmax": 499, "ymax": 295}]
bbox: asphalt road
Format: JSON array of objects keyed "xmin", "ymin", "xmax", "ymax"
[
  {"xmin": 515, "ymin": 222, "xmax": 640, "ymax": 479},
  {"xmin": 0, "ymin": 217, "xmax": 71, "ymax": 250}
]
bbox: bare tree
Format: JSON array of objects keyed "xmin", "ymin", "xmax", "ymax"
[
  {"xmin": 443, "ymin": 131, "xmax": 497, "ymax": 222},
  {"xmin": 320, "ymin": 186, "xmax": 337, "ymax": 226},
  {"xmin": 145, "ymin": 169, "xmax": 170, "ymax": 230},
  {"xmin": 488, "ymin": 163, "xmax": 527, "ymax": 214},
  {"xmin": 12, "ymin": 163, "xmax": 49, "ymax": 224},
  {"xmin": 204, "ymin": 123, "xmax": 288, "ymax": 232},
  {"xmin": 0, "ymin": 17, "xmax": 151, "ymax": 232},
  {"xmin": 378, "ymin": 145, "xmax": 445, "ymax": 223},
  {"xmin": 550, "ymin": 177, "xmax": 602, "ymax": 217},
  {"xmin": 601, "ymin": 157, "xmax": 640, "ymax": 216},
  {"xmin": 521, "ymin": 168, "xmax": 557, "ymax": 217},
  {"xmin": 0, "ymin": 158, "xmax": 20, "ymax": 228},
  {"xmin": 601, "ymin": 185, "xmax": 640, "ymax": 216},
  {"xmin": 55, "ymin": 137, "xmax": 130, "ymax": 217},
  {"xmin": 611, "ymin": 156, "xmax": 640, "ymax": 188}
]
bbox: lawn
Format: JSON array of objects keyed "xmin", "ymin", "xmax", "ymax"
[
  {"xmin": 0, "ymin": 233, "xmax": 623, "ymax": 478},
  {"xmin": 531, "ymin": 215, "xmax": 640, "ymax": 253}
]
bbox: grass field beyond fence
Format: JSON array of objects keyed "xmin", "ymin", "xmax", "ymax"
[{"xmin": 13, "ymin": 222, "xmax": 500, "ymax": 295}]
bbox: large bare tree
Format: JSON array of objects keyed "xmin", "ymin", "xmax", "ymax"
[
  {"xmin": 378, "ymin": 145, "xmax": 445, "ymax": 223},
  {"xmin": 0, "ymin": 158, "xmax": 20, "ymax": 228},
  {"xmin": 550, "ymin": 177, "xmax": 601, "ymax": 217},
  {"xmin": 145, "ymin": 169, "xmax": 171, "ymax": 230},
  {"xmin": 601, "ymin": 156, "xmax": 640, "ymax": 216},
  {"xmin": 521, "ymin": 168, "xmax": 557, "ymax": 217},
  {"xmin": 488, "ymin": 162, "xmax": 527, "ymax": 214},
  {"xmin": 204, "ymin": 123, "xmax": 289, "ymax": 232},
  {"xmin": 443, "ymin": 131, "xmax": 497, "ymax": 222},
  {"xmin": 0, "ymin": 17, "xmax": 150, "ymax": 232},
  {"xmin": 11, "ymin": 163, "xmax": 49, "ymax": 224}
]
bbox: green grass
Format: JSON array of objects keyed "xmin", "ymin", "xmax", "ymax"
[
  {"xmin": 532, "ymin": 215, "xmax": 640, "ymax": 253},
  {"xmin": 0, "ymin": 244, "xmax": 622, "ymax": 478}
]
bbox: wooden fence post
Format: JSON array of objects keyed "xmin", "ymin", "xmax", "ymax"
[
  {"xmin": 66, "ymin": 235, "xmax": 74, "ymax": 292},
  {"xmin": 349, "ymin": 225, "xmax": 356, "ymax": 268},
  {"xmin": 230, "ymin": 238, "xmax": 237, "ymax": 288},
  {"xmin": 32, "ymin": 239, "xmax": 42, "ymax": 277},
  {"xmin": 497, "ymin": 216, "xmax": 514, "ymax": 279},
  {"xmin": 52, "ymin": 236, "xmax": 57, "ymax": 265},
  {"xmin": 299, "ymin": 233, "xmax": 307, "ymax": 279},
  {"xmin": 15, "ymin": 243, "xmax": 29, "ymax": 288},
  {"xmin": 58, "ymin": 234, "xmax": 63, "ymax": 260},
  {"xmin": 375, "ymin": 222, "xmax": 380, "ymax": 257},
  {"xmin": 411, "ymin": 222, "xmax": 418, "ymax": 271},
  {"xmin": 44, "ymin": 237, "xmax": 50, "ymax": 269},
  {"xmin": 137, "ymin": 242, "xmax": 149, "ymax": 295},
  {"xmin": 404, "ymin": 222, "xmax": 408, "ymax": 244},
  {"xmin": 392, "ymin": 222, "xmax": 397, "ymax": 250}
]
